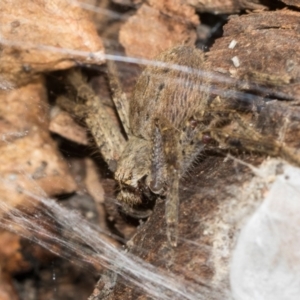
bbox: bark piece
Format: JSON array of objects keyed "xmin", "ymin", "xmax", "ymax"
[
  {"xmin": 281, "ymin": 0, "xmax": 300, "ymax": 7},
  {"xmin": 188, "ymin": 0, "xmax": 269, "ymax": 13},
  {"xmin": 0, "ymin": 230, "xmax": 55, "ymax": 275},
  {"xmin": 207, "ymin": 10, "xmax": 300, "ymax": 101},
  {"xmin": 0, "ymin": 231, "xmax": 31, "ymax": 274},
  {"xmin": 0, "ymin": 79, "xmax": 77, "ymax": 200},
  {"xmin": 0, "ymin": 274, "xmax": 19, "ymax": 300},
  {"xmin": 147, "ymin": 0, "xmax": 199, "ymax": 25},
  {"xmin": 119, "ymin": 2, "xmax": 199, "ymax": 59},
  {"xmin": 0, "ymin": 0, "xmax": 104, "ymax": 89},
  {"xmin": 113, "ymin": 0, "xmax": 269, "ymax": 14},
  {"xmin": 49, "ymin": 107, "xmax": 89, "ymax": 145}
]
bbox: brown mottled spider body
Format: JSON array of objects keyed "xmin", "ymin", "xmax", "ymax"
[
  {"xmin": 58, "ymin": 45, "xmax": 300, "ymax": 247},
  {"xmin": 115, "ymin": 46, "xmax": 208, "ymax": 245}
]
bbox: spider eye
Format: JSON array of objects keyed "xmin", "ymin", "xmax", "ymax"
[
  {"xmin": 202, "ymin": 134, "xmax": 212, "ymax": 144},
  {"xmin": 189, "ymin": 118, "xmax": 199, "ymax": 129}
]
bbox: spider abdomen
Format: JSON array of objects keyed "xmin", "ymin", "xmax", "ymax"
[{"xmin": 130, "ymin": 45, "xmax": 208, "ymax": 140}]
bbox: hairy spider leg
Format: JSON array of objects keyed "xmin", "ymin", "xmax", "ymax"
[
  {"xmin": 203, "ymin": 108, "xmax": 300, "ymax": 166},
  {"xmin": 150, "ymin": 116, "xmax": 183, "ymax": 247},
  {"xmin": 57, "ymin": 69, "xmax": 126, "ymax": 170},
  {"xmin": 106, "ymin": 60, "xmax": 130, "ymax": 137}
]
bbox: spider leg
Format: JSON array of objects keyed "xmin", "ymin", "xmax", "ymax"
[
  {"xmin": 57, "ymin": 69, "xmax": 126, "ymax": 171},
  {"xmin": 57, "ymin": 95, "xmax": 89, "ymax": 119},
  {"xmin": 149, "ymin": 119, "xmax": 167, "ymax": 194},
  {"xmin": 206, "ymin": 110, "xmax": 300, "ymax": 166},
  {"xmin": 106, "ymin": 60, "xmax": 130, "ymax": 137},
  {"xmin": 150, "ymin": 117, "xmax": 182, "ymax": 247},
  {"xmin": 119, "ymin": 202, "xmax": 152, "ymax": 219}
]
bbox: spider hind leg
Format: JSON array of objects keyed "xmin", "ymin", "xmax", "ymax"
[{"xmin": 150, "ymin": 116, "xmax": 183, "ymax": 247}]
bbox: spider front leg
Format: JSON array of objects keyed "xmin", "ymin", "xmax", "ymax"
[
  {"xmin": 106, "ymin": 60, "xmax": 130, "ymax": 136},
  {"xmin": 57, "ymin": 68, "xmax": 126, "ymax": 171},
  {"xmin": 207, "ymin": 110, "xmax": 300, "ymax": 166},
  {"xmin": 150, "ymin": 117, "xmax": 183, "ymax": 247}
]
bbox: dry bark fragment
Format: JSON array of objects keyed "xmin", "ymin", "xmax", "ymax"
[
  {"xmin": 0, "ymin": 79, "xmax": 77, "ymax": 200},
  {"xmin": 207, "ymin": 10, "xmax": 300, "ymax": 102},
  {"xmin": 113, "ymin": 0, "xmax": 269, "ymax": 14},
  {"xmin": 147, "ymin": 0, "xmax": 200, "ymax": 25},
  {"xmin": 0, "ymin": 0, "xmax": 104, "ymax": 89},
  {"xmin": 0, "ymin": 273, "xmax": 19, "ymax": 300},
  {"xmin": 0, "ymin": 231, "xmax": 31, "ymax": 274},
  {"xmin": 49, "ymin": 107, "xmax": 89, "ymax": 145},
  {"xmin": 119, "ymin": 2, "xmax": 199, "ymax": 59},
  {"xmin": 281, "ymin": 0, "xmax": 300, "ymax": 7},
  {"xmin": 188, "ymin": 0, "xmax": 269, "ymax": 13}
]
